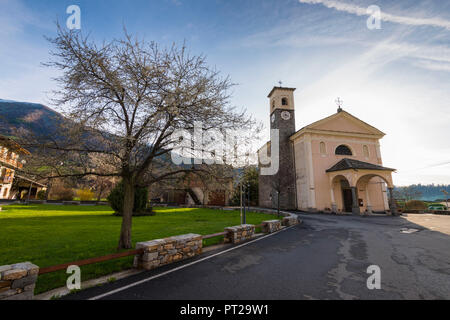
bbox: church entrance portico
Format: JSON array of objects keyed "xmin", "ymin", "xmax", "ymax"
[{"xmin": 327, "ymin": 159, "xmax": 397, "ymax": 215}]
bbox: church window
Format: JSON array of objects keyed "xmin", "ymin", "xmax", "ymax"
[
  {"xmin": 281, "ymin": 98, "xmax": 288, "ymax": 106},
  {"xmin": 363, "ymin": 145, "xmax": 369, "ymax": 158},
  {"xmin": 320, "ymin": 142, "xmax": 326, "ymax": 155},
  {"xmin": 335, "ymin": 145, "xmax": 352, "ymax": 156}
]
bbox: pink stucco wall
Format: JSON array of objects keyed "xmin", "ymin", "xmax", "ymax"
[{"xmin": 295, "ymin": 133, "xmax": 390, "ymax": 212}]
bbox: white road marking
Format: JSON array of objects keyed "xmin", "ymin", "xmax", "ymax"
[{"xmin": 88, "ymin": 224, "xmax": 298, "ymax": 300}]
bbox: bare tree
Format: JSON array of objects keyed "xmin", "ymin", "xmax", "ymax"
[
  {"xmin": 24, "ymin": 26, "xmax": 255, "ymax": 249},
  {"xmin": 89, "ymin": 176, "xmax": 116, "ymax": 202}
]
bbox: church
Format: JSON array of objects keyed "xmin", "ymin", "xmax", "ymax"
[{"xmin": 258, "ymin": 86, "xmax": 398, "ymax": 215}]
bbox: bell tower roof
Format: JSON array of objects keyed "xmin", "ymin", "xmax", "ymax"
[
  {"xmin": 267, "ymin": 86, "xmax": 296, "ymax": 98},
  {"xmin": 268, "ymin": 86, "xmax": 296, "ymax": 114}
]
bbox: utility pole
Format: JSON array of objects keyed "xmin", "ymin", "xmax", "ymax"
[{"xmin": 240, "ymin": 182, "xmax": 243, "ymax": 224}]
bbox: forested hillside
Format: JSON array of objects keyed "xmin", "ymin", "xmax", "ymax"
[
  {"xmin": 394, "ymin": 184, "xmax": 450, "ymax": 201},
  {"xmin": 0, "ymin": 99, "xmax": 64, "ymax": 139}
]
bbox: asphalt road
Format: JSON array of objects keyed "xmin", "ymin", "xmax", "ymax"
[{"xmin": 66, "ymin": 213, "xmax": 450, "ymax": 300}]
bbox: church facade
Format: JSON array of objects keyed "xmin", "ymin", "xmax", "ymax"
[{"xmin": 258, "ymin": 87, "xmax": 397, "ymax": 215}]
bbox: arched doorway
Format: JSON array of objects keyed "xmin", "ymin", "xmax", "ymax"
[
  {"xmin": 356, "ymin": 174, "xmax": 392, "ymax": 213},
  {"xmin": 330, "ymin": 175, "xmax": 355, "ymax": 213}
]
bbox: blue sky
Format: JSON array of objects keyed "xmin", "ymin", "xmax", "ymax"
[{"xmin": 1, "ymin": 0, "xmax": 450, "ymax": 185}]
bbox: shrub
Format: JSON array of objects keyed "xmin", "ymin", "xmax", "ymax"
[
  {"xmin": 107, "ymin": 181, "xmax": 151, "ymax": 216},
  {"xmin": 77, "ymin": 189, "xmax": 95, "ymax": 201},
  {"xmin": 405, "ymin": 200, "xmax": 427, "ymax": 210},
  {"xmin": 49, "ymin": 186, "xmax": 75, "ymax": 201},
  {"xmin": 36, "ymin": 190, "xmax": 46, "ymax": 200}
]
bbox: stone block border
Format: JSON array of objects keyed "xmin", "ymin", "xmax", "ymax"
[
  {"xmin": 134, "ymin": 233, "xmax": 203, "ymax": 270},
  {"xmin": 224, "ymin": 224, "xmax": 255, "ymax": 244},
  {"xmin": 246, "ymin": 207, "xmax": 301, "ymax": 224},
  {"xmin": 261, "ymin": 220, "xmax": 282, "ymax": 233},
  {"xmin": 0, "ymin": 262, "xmax": 39, "ymax": 300}
]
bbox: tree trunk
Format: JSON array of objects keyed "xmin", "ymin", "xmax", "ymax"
[
  {"xmin": 45, "ymin": 181, "xmax": 52, "ymax": 201},
  {"xmin": 118, "ymin": 176, "xmax": 135, "ymax": 250},
  {"xmin": 96, "ymin": 186, "xmax": 103, "ymax": 203}
]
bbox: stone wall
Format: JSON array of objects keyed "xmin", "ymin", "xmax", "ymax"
[
  {"xmin": 224, "ymin": 224, "xmax": 255, "ymax": 244},
  {"xmin": 282, "ymin": 216, "xmax": 298, "ymax": 227},
  {"xmin": 0, "ymin": 262, "xmax": 39, "ymax": 300},
  {"xmin": 134, "ymin": 233, "xmax": 202, "ymax": 270},
  {"xmin": 262, "ymin": 220, "xmax": 282, "ymax": 233},
  {"xmin": 245, "ymin": 207, "xmax": 300, "ymax": 227}
]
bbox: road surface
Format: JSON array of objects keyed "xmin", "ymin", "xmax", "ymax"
[{"xmin": 65, "ymin": 213, "xmax": 450, "ymax": 300}]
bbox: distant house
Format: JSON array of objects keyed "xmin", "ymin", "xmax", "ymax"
[
  {"xmin": 0, "ymin": 135, "xmax": 46, "ymax": 200},
  {"xmin": 151, "ymin": 172, "xmax": 234, "ymax": 206}
]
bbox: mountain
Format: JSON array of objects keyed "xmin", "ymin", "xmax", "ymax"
[
  {"xmin": 0, "ymin": 99, "xmax": 183, "ymax": 165},
  {"xmin": 0, "ymin": 99, "xmax": 65, "ymax": 140}
]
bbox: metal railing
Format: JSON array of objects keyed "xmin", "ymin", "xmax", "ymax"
[
  {"xmin": 2, "ymin": 176, "xmax": 13, "ymax": 184},
  {"xmin": 37, "ymin": 222, "xmax": 269, "ymax": 275},
  {"xmin": 39, "ymin": 249, "xmax": 145, "ymax": 275},
  {"xmin": 0, "ymin": 156, "xmax": 21, "ymax": 168},
  {"xmin": 201, "ymin": 231, "xmax": 227, "ymax": 240},
  {"xmin": 38, "ymin": 231, "xmax": 234, "ymax": 275}
]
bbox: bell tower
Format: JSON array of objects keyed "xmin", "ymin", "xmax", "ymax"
[
  {"xmin": 267, "ymin": 86, "xmax": 297, "ymax": 210},
  {"xmin": 268, "ymin": 86, "xmax": 296, "ymax": 133}
]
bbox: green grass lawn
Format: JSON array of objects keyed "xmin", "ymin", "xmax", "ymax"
[{"xmin": 0, "ymin": 204, "xmax": 277, "ymax": 294}]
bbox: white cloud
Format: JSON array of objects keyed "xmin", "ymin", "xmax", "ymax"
[
  {"xmin": 413, "ymin": 59, "xmax": 450, "ymax": 72},
  {"xmin": 299, "ymin": 0, "xmax": 450, "ymax": 30}
]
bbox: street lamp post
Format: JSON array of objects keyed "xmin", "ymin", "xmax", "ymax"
[
  {"xmin": 442, "ymin": 190, "xmax": 449, "ymax": 210},
  {"xmin": 247, "ymin": 183, "xmax": 250, "ymax": 213},
  {"xmin": 277, "ymin": 190, "xmax": 280, "ymax": 218},
  {"xmin": 240, "ymin": 181, "xmax": 243, "ymax": 224},
  {"xmin": 243, "ymin": 184, "xmax": 246, "ymax": 225}
]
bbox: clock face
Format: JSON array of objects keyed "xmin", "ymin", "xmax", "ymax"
[
  {"xmin": 281, "ymin": 111, "xmax": 291, "ymax": 121},
  {"xmin": 271, "ymin": 114, "xmax": 275, "ymax": 123}
]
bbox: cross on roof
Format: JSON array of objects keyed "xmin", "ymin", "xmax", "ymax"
[
  {"xmin": 335, "ymin": 97, "xmax": 343, "ymax": 112},
  {"xmin": 278, "ymin": 81, "xmax": 283, "ymax": 87}
]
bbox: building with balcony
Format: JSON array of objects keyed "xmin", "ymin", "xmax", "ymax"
[{"xmin": 0, "ymin": 135, "xmax": 46, "ymax": 200}]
